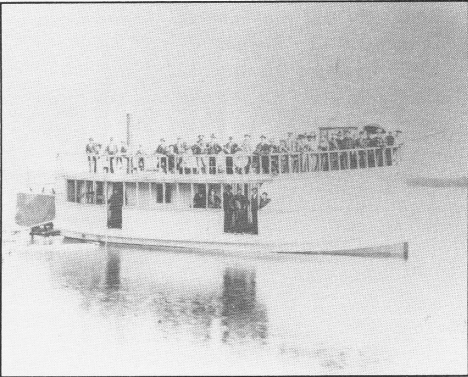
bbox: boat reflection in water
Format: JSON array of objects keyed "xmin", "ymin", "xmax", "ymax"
[
  {"xmin": 48, "ymin": 246, "xmax": 268, "ymax": 345},
  {"xmin": 220, "ymin": 268, "xmax": 267, "ymax": 343}
]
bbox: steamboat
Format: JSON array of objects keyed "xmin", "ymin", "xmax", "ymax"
[{"xmin": 54, "ymin": 125, "xmax": 408, "ymax": 258}]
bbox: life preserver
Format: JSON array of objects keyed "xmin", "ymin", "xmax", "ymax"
[{"xmin": 234, "ymin": 152, "xmax": 249, "ymax": 169}]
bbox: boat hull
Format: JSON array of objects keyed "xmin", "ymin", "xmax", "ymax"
[{"xmin": 56, "ymin": 166, "xmax": 409, "ymax": 258}]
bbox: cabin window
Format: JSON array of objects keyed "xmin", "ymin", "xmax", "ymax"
[
  {"xmin": 125, "ymin": 182, "xmax": 137, "ymax": 206},
  {"xmin": 96, "ymin": 182, "xmax": 104, "ymax": 204},
  {"xmin": 76, "ymin": 180, "xmax": 85, "ymax": 203},
  {"xmin": 165, "ymin": 183, "xmax": 174, "ymax": 204},
  {"xmin": 67, "ymin": 180, "xmax": 76, "ymax": 202},
  {"xmin": 138, "ymin": 182, "xmax": 151, "ymax": 207},
  {"xmin": 85, "ymin": 181, "xmax": 94, "ymax": 204},
  {"xmin": 177, "ymin": 183, "xmax": 192, "ymax": 208},
  {"xmin": 152, "ymin": 183, "xmax": 164, "ymax": 204}
]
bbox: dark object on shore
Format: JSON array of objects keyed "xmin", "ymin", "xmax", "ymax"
[{"xmin": 30, "ymin": 222, "xmax": 61, "ymax": 238}]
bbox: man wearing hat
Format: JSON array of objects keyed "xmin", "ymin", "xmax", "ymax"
[
  {"xmin": 256, "ymin": 135, "xmax": 270, "ymax": 174},
  {"xmin": 223, "ymin": 136, "xmax": 239, "ymax": 174},
  {"xmin": 249, "ymin": 187, "xmax": 259, "ymax": 234},
  {"xmin": 86, "ymin": 138, "xmax": 98, "ymax": 173},
  {"xmin": 156, "ymin": 138, "xmax": 168, "ymax": 173},
  {"xmin": 207, "ymin": 134, "xmax": 222, "ymax": 174},
  {"xmin": 223, "ymin": 184, "xmax": 235, "ymax": 232},
  {"xmin": 241, "ymin": 134, "xmax": 253, "ymax": 174}
]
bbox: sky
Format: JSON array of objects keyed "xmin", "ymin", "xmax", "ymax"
[{"xmin": 2, "ymin": 3, "xmax": 468, "ymax": 189}]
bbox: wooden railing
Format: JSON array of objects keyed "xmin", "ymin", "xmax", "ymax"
[{"xmin": 82, "ymin": 146, "xmax": 402, "ymax": 175}]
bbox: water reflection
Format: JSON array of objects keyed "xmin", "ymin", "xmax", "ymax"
[
  {"xmin": 221, "ymin": 267, "xmax": 267, "ymax": 343},
  {"xmin": 48, "ymin": 246, "xmax": 268, "ymax": 345},
  {"xmin": 104, "ymin": 251, "xmax": 120, "ymax": 291}
]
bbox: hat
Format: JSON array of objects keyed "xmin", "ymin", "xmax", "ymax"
[
  {"xmin": 211, "ymin": 134, "xmax": 216, "ymax": 139},
  {"xmin": 287, "ymin": 131, "xmax": 293, "ymax": 135},
  {"xmin": 228, "ymin": 136, "xmax": 233, "ymax": 140},
  {"xmin": 244, "ymin": 134, "xmax": 251, "ymax": 138},
  {"xmin": 160, "ymin": 138, "xmax": 165, "ymax": 142},
  {"xmin": 260, "ymin": 135, "xmax": 266, "ymax": 139}
]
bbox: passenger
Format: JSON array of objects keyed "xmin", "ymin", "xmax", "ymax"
[
  {"xmin": 341, "ymin": 130, "xmax": 355, "ymax": 169},
  {"xmin": 328, "ymin": 134, "xmax": 339, "ymax": 170},
  {"xmin": 174, "ymin": 137, "xmax": 185, "ymax": 173},
  {"xmin": 118, "ymin": 141, "xmax": 131, "ymax": 173},
  {"xmin": 256, "ymin": 135, "xmax": 270, "ymax": 174},
  {"xmin": 86, "ymin": 138, "xmax": 97, "ymax": 173},
  {"xmin": 207, "ymin": 134, "xmax": 222, "ymax": 174},
  {"xmin": 268, "ymin": 137, "xmax": 280, "ymax": 174},
  {"xmin": 167, "ymin": 144, "xmax": 176, "ymax": 173},
  {"xmin": 195, "ymin": 135, "xmax": 207, "ymax": 174},
  {"xmin": 367, "ymin": 133, "xmax": 379, "ymax": 167},
  {"xmin": 233, "ymin": 189, "xmax": 249, "ymax": 233},
  {"xmin": 278, "ymin": 139, "xmax": 289, "ymax": 173},
  {"xmin": 223, "ymin": 136, "xmax": 239, "ymax": 174},
  {"xmin": 286, "ymin": 132, "xmax": 299, "ymax": 173},
  {"xmin": 308, "ymin": 133, "xmax": 319, "ymax": 171},
  {"xmin": 105, "ymin": 137, "xmax": 119, "ymax": 173},
  {"xmin": 193, "ymin": 185, "xmax": 206, "ymax": 208},
  {"xmin": 223, "ymin": 185, "xmax": 235, "ymax": 232},
  {"xmin": 135, "ymin": 144, "xmax": 146, "ymax": 172},
  {"xmin": 156, "ymin": 138, "xmax": 168, "ymax": 173},
  {"xmin": 375, "ymin": 130, "xmax": 385, "ymax": 167},
  {"xmin": 259, "ymin": 192, "xmax": 271, "ymax": 209},
  {"xmin": 241, "ymin": 134, "xmax": 253, "ymax": 174},
  {"xmin": 249, "ymin": 187, "xmax": 259, "ymax": 235},
  {"xmin": 318, "ymin": 136, "xmax": 329, "ymax": 171},
  {"xmin": 207, "ymin": 188, "xmax": 221, "ymax": 208},
  {"xmin": 356, "ymin": 131, "xmax": 368, "ymax": 168},
  {"xmin": 297, "ymin": 134, "xmax": 310, "ymax": 172}
]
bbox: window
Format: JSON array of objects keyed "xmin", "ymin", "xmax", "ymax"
[
  {"xmin": 165, "ymin": 183, "xmax": 174, "ymax": 204},
  {"xmin": 152, "ymin": 183, "xmax": 164, "ymax": 204},
  {"xmin": 96, "ymin": 182, "xmax": 104, "ymax": 204},
  {"xmin": 67, "ymin": 180, "xmax": 76, "ymax": 202},
  {"xmin": 76, "ymin": 180, "xmax": 85, "ymax": 203},
  {"xmin": 85, "ymin": 181, "xmax": 94, "ymax": 204},
  {"xmin": 125, "ymin": 182, "xmax": 137, "ymax": 206},
  {"xmin": 138, "ymin": 182, "xmax": 151, "ymax": 207}
]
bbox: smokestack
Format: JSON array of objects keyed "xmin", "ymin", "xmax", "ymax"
[{"xmin": 126, "ymin": 113, "xmax": 131, "ymax": 147}]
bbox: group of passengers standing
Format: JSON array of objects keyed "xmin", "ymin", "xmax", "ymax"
[{"xmin": 86, "ymin": 128, "xmax": 402, "ymax": 174}]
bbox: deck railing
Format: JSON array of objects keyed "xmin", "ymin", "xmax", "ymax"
[{"xmin": 78, "ymin": 146, "xmax": 402, "ymax": 176}]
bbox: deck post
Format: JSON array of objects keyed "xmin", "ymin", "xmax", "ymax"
[
  {"xmin": 149, "ymin": 182, "xmax": 152, "ymax": 205},
  {"xmin": 162, "ymin": 182, "xmax": 166, "ymax": 204},
  {"xmin": 176, "ymin": 182, "xmax": 180, "ymax": 206},
  {"xmin": 122, "ymin": 181, "xmax": 126, "ymax": 206},
  {"xmin": 190, "ymin": 183, "xmax": 193, "ymax": 208},
  {"xmin": 366, "ymin": 149, "xmax": 369, "ymax": 168},
  {"xmin": 74, "ymin": 180, "xmax": 77, "ymax": 203},
  {"xmin": 136, "ymin": 182, "xmax": 139, "ymax": 206},
  {"xmin": 288, "ymin": 154, "xmax": 292, "ymax": 174},
  {"xmin": 205, "ymin": 183, "xmax": 208, "ymax": 209},
  {"xmin": 221, "ymin": 183, "xmax": 224, "ymax": 209}
]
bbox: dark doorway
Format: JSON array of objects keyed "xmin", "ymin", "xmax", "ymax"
[{"xmin": 107, "ymin": 182, "xmax": 123, "ymax": 229}]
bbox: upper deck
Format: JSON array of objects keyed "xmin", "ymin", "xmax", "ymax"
[{"xmin": 59, "ymin": 145, "xmax": 403, "ymax": 182}]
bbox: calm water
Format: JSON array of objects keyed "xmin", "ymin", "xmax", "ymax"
[{"xmin": 2, "ymin": 186, "xmax": 467, "ymax": 375}]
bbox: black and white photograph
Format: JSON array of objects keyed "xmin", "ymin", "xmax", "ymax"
[{"xmin": 2, "ymin": 2, "xmax": 467, "ymax": 375}]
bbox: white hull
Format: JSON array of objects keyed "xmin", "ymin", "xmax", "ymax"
[{"xmin": 56, "ymin": 166, "xmax": 409, "ymax": 258}]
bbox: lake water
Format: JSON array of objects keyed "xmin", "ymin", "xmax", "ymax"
[{"xmin": 2, "ymin": 185, "xmax": 467, "ymax": 375}]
